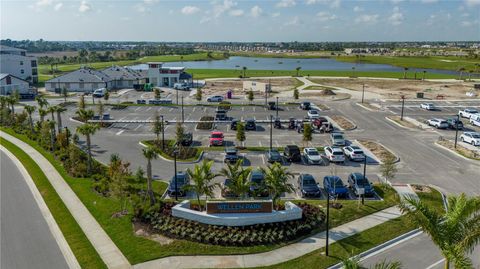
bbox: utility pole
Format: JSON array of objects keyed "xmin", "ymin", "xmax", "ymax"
[
  {"xmin": 400, "ymin": 96, "xmax": 405, "ymax": 121},
  {"xmin": 361, "ymin": 83, "xmax": 365, "ymax": 104},
  {"xmin": 174, "ymin": 147, "xmax": 178, "ymax": 201},
  {"xmin": 325, "ymin": 192, "xmax": 330, "ymax": 256},
  {"xmin": 362, "ymin": 156, "xmax": 367, "ymax": 205},
  {"xmin": 270, "ymin": 115, "xmax": 273, "ymax": 150},
  {"xmin": 176, "ymin": 87, "xmax": 179, "ymax": 105},
  {"xmin": 276, "ymin": 96, "xmax": 279, "ymax": 118},
  {"xmin": 454, "ymin": 114, "xmax": 460, "ymax": 148},
  {"xmin": 161, "ymin": 115, "xmax": 165, "ymax": 150},
  {"xmin": 181, "ymin": 96, "xmax": 184, "ymax": 123}
]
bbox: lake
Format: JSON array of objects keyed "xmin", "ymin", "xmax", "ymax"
[{"xmin": 129, "ymin": 56, "xmax": 460, "ymax": 76}]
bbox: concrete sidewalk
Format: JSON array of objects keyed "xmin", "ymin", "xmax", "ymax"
[
  {"xmin": 0, "ymin": 131, "xmax": 131, "ymax": 269},
  {"xmin": 134, "ymin": 206, "xmax": 402, "ymax": 269}
]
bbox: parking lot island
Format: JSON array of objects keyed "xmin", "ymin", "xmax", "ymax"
[{"xmin": 172, "ymin": 200, "xmax": 302, "ymax": 226}]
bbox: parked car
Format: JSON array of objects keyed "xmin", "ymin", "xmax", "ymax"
[
  {"xmin": 323, "ymin": 176, "xmax": 349, "ymax": 198},
  {"xmin": 136, "ymin": 99, "xmax": 146, "ymax": 104},
  {"xmin": 330, "ymin": 132, "xmax": 346, "ymax": 146},
  {"xmin": 245, "ymin": 119, "xmax": 256, "ymax": 130},
  {"xmin": 249, "ymin": 170, "xmax": 267, "ymax": 197},
  {"xmin": 221, "ymin": 178, "xmax": 237, "ymax": 198},
  {"xmin": 230, "ymin": 119, "xmax": 238, "ymax": 130},
  {"xmin": 303, "ymin": 147, "xmax": 323, "ymax": 165},
  {"xmin": 446, "ymin": 118, "xmax": 464, "ymax": 130},
  {"xmin": 307, "ymin": 109, "xmax": 320, "ymax": 119},
  {"xmin": 343, "ymin": 145, "xmax": 366, "ymax": 161},
  {"xmin": 347, "ymin": 173, "xmax": 374, "ymax": 197},
  {"xmin": 93, "ymin": 88, "xmax": 107, "ymax": 98},
  {"xmin": 180, "ymin": 133, "xmax": 193, "ymax": 146},
  {"xmin": 173, "ymin": 83, "xmax": 189, "ymax": 90},
  {"xmin": 427, "ymin": 118, "xmax": 449, "ymax": 129},
  {"xmin": 460, "ymin": 132, "xmax": 480, "ymax": 146},
  {"xmin": 298, "ymin": 174, "xmax": 321, "ymax": 198},
  {"xmin": 265, "ymin": 149, "xmax": 282, "ymax": 163},
  {"xmin": 470, "ymin": 116, "xmax": 480, "ymax": 127},
  {"xmin": 283, "ymin": 145, "xmax": 302, "ymax": 162},
  {"xmin": 458, "ymin": 108, "xmax": 479, "ymax": 119},
  {"xmin": 300, "ymin": 101, "xmax": 311, "ymax": 110},
  {"xmin": 207, "ymin": 95, "xmax": 224, "ymax": 102},
  {"xmin": 167, "ymin": 171, "xmax": 190, "ymax": 197},
  {"xmin": 267, "ymin": 101, "xmax": 278, "ymax": 110},
  {"xmin": 224, "ymin": 147, "xmax": 239, "ymax": 163},
  {"xmin": 420, "ymin": 103, "xmax": 436, "ymax": 110},
  {"xmin": 215, "ymin": 110, "xmax": 227, "ymax": 121},
  {"xmin": 324, "ymin": 146, "xmax": 345, "ymax": 163},
  {"xmin": 209, "ymin": 131, "xmax": 224, "ymax": 146}
]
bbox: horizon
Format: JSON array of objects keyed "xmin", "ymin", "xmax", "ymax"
[{"xmin": 1, "ymin": 0, "xmax": 479, "ymax": 42}]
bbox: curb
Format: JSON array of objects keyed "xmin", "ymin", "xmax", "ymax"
[
  {"xmin": 69, "ymin": 117, "xmax": 85, "ymax": 124},
  {"xmin": 434, "ymin": 141, "xmax": 479, "ymax": 162},
  {"xmin": 326, "ymin": 115, "xmax": 357, "ymax": 131},
  {"xmin": 327, "ymin": 229, "xmax": 422, "ymax": 269},
  {"xmin": 384, "ymin": 116, "xmax": 416, "ymax": 131},
  {"xmin": 355, "ymin": 140, "xmax": 400, "ymax": 164},
  {"xmin": 356, "ymin": 102, "xmax": 379, "ymax": 112},
  {"xmin": 0, "ymin": 145, "xmax": 81, "ymax": 269},
  {"xmin": 138, "ymin": 141, "xmax": 204, "ymax": 164}
]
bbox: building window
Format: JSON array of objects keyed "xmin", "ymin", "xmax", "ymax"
[
  {"xmin": 31, "ymin": 61, "xmax": 37, "ymax": 67},
  {"xmin": 21, "ymin": 69, "xmax": 24, "ymax": 74},
  {"xmin": 32, "ymin": 69, "xmax": 38, "ymax": 76},
  {"xmin": 20, "ymin": 61, "xmax": 24, "ymax": 65}
]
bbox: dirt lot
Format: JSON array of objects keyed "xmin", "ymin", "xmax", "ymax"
[
  {"xmin": 358, "ymin": 139, "xmax": 396, "ymax": 163},
  {"xmin": 310, "ymin": 78, "xmax": 478, "ymax": 99},
  {"xmin": 202, "ymin": 78, "xmax": 296, "ymax": 97}
]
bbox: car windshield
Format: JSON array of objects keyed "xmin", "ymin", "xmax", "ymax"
[
  {"xmin": 173, "ymin": 176, "xmax": 186, "ymax": 185},
  {"xmin": 211, "ymin": 134, "xmax": 222, "ymax": 138},
  {"xmin": 251, "ymin": 176, "xmax": 263, "ymax": 183},
  {"xmin": 355, "ymin": 178, "xmax": 368, "ymax": 186},
  {"xmin": 226, "ymin": 151, "xmax": 237, "ymax": 155},
  {"xmin": 303, "ymin": 178, "xmax": 316, "ymax": 185},
  {"xmin": 471, "ymin": 134, "xmax": 480, "ymax": 138},
  {"xmin": 334, "ymin": 179, "xmax": 344, "ymax": 187},
  {"xmin": 333, "ymin": 151, "xmax": 343, "ymax": 155},
  {"xmin": 270, "ymin": 150, "xmax": 280, "ymax": 157},
  {"xmin": 308, "ymin": 151, "xmax": 319, "ymax": 156},
  {"xmin": 333, "ymin": 135, "xmax": 343, "ymax": 139},
  {"xmin": 309, "ymin": 110, "xmax": 318, "ymax": 114}
]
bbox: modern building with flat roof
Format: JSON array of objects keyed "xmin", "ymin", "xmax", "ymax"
[
  {"xmin": 147, "ymin": 62, "xmax": 191, "ymax": 87},
  {"xmin": 0, "ymin": 45, "xmax": 38, "ymax": 84}
]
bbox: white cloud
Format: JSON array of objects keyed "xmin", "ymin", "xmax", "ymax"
[
  {"xmin": 211, "ymin": 0, "xmax": 237, "ymax": 18},
  {"xmin": 461, "ymin": 12, "xmax": 470, "ymax": 17},
  {"xmin": 271, "ymin": 12, "xmax": 281, "ymax": 18},
  {"xmin": 388, "ymin": 7, "xmax": 404, "ymax": 25},
  {"xmin": 284, "ymin": 16, "xmax": 302, "ymax": 26},
  {"xmin": 250, "ymin": 6, "xmax": 262, "ymax": 18},
  {"xmin": 78, "ymin": 0, "xmax": 91, "ymax": 13},
  {"xmin": 229, "ymin": 9, "xmax": 244, "ymax": 16},
  {"xmin": 316, "ymin": 12, "xmax": 336, "ymax": 22},
  {"xmin": 390, "ymin": 0, "xmax": 404, "ymax": 3},
  {"xmin": 53, "ymin": 2, "xmax": 63, "ymax": 11},
  {"xmin": 143, "ymin": 0, "xmax": 159, "ymax": 4},
  {"xmin": 181, "ymin": 6, "xmax": 200, "ymax": 15},
  {"xmin": 276, "ymin": 0, "xmax": 296, "ymax": 8},
  {"xmin": 306, "ymin": 0, "xmax": 340, "ymax": 8},
  {"xmin": 461, "ymin": 19, "xmax": 478, "ymax": 26},
  {"xmin": 355, "ymin": 14, "xmax": 379, "ymax": 24},
  {"xmin": 35, "ymin": 0, "xmax": 54, "ymax": 7},
  {"xmin": 135, "ymin": 4, "xmax": 146, "ymax": 13},
  {"xmin": 330, "ymin": 0, "xmax": 341, "ymax": 8},
  {"xmin": 305, "ymin": 0, "xmax": 317, "ymax": 4},
  {"xmin": 353, "ymin": 6, "xmax": 363, "ymax": 12},
  {"xmin": 421, "ymin": 0, "xmax": 438, "ymax": 3},
  {"xmin": 465, "ymin": 0, "xmax": 480, "ymax": 6}
]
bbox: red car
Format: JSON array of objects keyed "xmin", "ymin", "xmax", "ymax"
[{"xmin": 209, "ymin": 131, "xmax": 224, "ymax": 146}]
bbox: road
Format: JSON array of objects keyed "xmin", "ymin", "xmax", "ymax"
[{"xmin": 1, "ymin": 151, "xmax": 69, "ymax": 269}]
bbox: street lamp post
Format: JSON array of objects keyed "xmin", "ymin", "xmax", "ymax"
[
  {"xmin": 362, "ymin": 156, "xmax": 367, "ymax": 205},
  {"xmin": 400, "ymin": 96, "xmax": 405, "ymax": 121},
  {"xmin": 270, "ymin": 115, "xmax": 273, "ymax": 150},
  {"xmin": 361, "ymin": 83, "xmax": 365, "ymax": 104},
  {"xmin": 325, "ymin": 192, "xmax": 330, "ymax": 256},
  {"xmin": 454, "ymin": 114, "xmax": 460, "ymax": 148},
  {"xmin": 174, "ymin": 146, "xmax": 178, "ymax": 201},
  {"xmin": 161, "ymin": 115, "xmax": 165, "ymax": 150},
  {"xmin": 276, "ymin": 97, "xmax": 279, "ymax": 118},
  {"xmin": 181, "ymin": 96, "xmax": 184, "ymax": 123}
]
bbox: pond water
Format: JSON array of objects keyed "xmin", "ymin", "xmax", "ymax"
[{"xmin": 129, "ymin": 56, "xmax": 460, "ymax": 76}]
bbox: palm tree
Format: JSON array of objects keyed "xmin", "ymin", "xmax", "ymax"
[
  {"xmin": 47, "ymin": 120, "xmax": 56, "ymax": 152},
  {"xmin": 260, "ymin": 162, "xmax": 295, "ymax": 210},
  {"xmin": 46, "ymin": 105, "xmax": 57, "ymax": 136},
  {"xmin": 399, "ymin": 193, "xmax": 480, "ymax": 269},
  {"xmin": 242, "ymin": 66, "xmax": 247, "ymax": 78},
  {"xmin": 458, "ymin": 67, "xmax": 466, "ymax": 80},
  {"xmin": 142, "ymin": 146, "xmax": 158, "ymax": 205},
  {"xmin": 76, "ymin": 123, "xmax": 100, "ymax": 175},
  {"xmin": 0, "ymin": 96, "xmax": 8, "ymax": 123},
  {"xmin": 422, "ymin": 70, "xmax": 427, "ymax": 80},
  {"xmin": 38, "ymin": 108, "xmax": 47, "ymax": 123},
  {"xmin": 35, "ymin": 95, "xmax": 49, "ymax": 109},
  {"xmin": 76, "ymin": 109, "xmax": 94, "ymax": 122},
  {"xmin": 220, "ymin": 159, "xmax": 252, "ymax": 199},
  {"xmin": 184, "ymin": 160, "xmax": 218, "ymax": 211},
  {"xmin": 351, "ymin": 66, "xmax": 356, "ymax": 78},
  {"xmin": 341, "ymin": 257, "xmax": 402, "ymax": 269},
  {"xmin": 24, "ymin": 105, "xmax": 36, "ymax": 133},
  {"xmin": 7, "ymin": 93, "xmax": 18, "ymax": 114},
  {"xmin": 295, "ymin": 66, "xmax": 301, "ymax": 77},
  {"xmin": 403, "ymin": 67, "xmax": 409, "ymax": 79},
  {"xmin": 97, "ymin": 100, "xmax": 104, "ymax": 126},
  {"xmin": 56, "ymin": 106, "xmax": 67, "ymax": 133}
]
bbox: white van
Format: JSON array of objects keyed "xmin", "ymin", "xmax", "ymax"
[{"xmin": 93, "ymin": 88, "xmax": 107, "ymax": 97}]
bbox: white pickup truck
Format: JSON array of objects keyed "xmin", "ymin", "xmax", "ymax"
[{"xmin": 458, "ymin": 108, "xmax": 479, "ymax": 119}]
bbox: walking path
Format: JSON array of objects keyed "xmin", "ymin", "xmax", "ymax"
[
  {"xmin": 134, "ymin": 206, "xmax": 402, "ymax": 269},
  {"xmin": 0, "ymin": 131, "xmax": 131, "ymax": 269},
  {"xmin": 1, "ymin": 131, "xmax": 405, "ymax": 269}
]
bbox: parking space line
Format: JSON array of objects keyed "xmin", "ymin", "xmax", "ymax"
[
  {"xmin": 157, "ymin": 108, "xmax": 162, "ymax": 112},
  {"xmin": 116, "ymin": 130, "xmax": 125, "ymax": 135},
  {"xmin": 192, "ymin": 107, "xmax": 196, "ymax": 112},
  {"xmin": 122, "ymin": 124, "xmax": 128, "ymax": 128},
  {"xmin": 275, "ymin": 140, "xmax": 280, "ymax": 147},
  {"xmin": 261, "ymin": 154, "xmax": 266, "ymax": 164},
  {"xmin": 135, "ymin": 107, "xmax": 141, "ymax": 112},
  {"xmin": 169, "ymin": 108, "xmax": 174, "ymax": 112},
  {"xmin": 242, "ymin": 107, "xmax": 245, "ymax": 111},
  {"xmin": 425, "ymin": 259, "xmax": 445, "ymax": 269},
  {"xmin": 134, "ymin": 124, "xmax": 142, "ymax": 131},
  {"xmin": 258, "ymin": 141, "xmax": 262, "ymax": 146},
  {"xmin": 253, "ymin": 107, "xmax": 256, "ymax": 112},
  {"xmin": 253, "ymin": 116, "xmax": 256, "ymax": 121},
  {"xmin": 145, "ymin": 107, "xmax": 152, "ymax": 112},
  {"xmin": 286, "ymin": 107, "xmax": 290, "ymax": 111}
]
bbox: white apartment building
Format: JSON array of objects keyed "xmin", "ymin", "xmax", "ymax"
[
  {"xmin": 147, "ymin": 62, "xmax": 191, "ymax": 87},
  {"xmin": 0, "ymin": 73, "xmax": 31, "ymax": 95},
  {"xmin": 0, "ymin": 45, "xmax": 38, "ymax": 84}
]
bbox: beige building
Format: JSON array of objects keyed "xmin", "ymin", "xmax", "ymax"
[{"xmin": 243, "ymin": 81, "xmax": 271, "ymax": 93}]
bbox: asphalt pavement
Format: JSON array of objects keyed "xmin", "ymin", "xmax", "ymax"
[{"xmin": 1, "ymin": 151, "xmax": 69, "ymax": 269}]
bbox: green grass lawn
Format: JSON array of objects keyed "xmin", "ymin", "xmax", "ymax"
[
  {"xmin": 0, "ymin": 128, "xmax": 444, "ymax": 267},
  {"xmin": 0, "ymin": 138, "xmax": 107, "ymax": 269},
  {"xmin": 336, "ymin": 55, "xmax": 480, "ymax": 73}
]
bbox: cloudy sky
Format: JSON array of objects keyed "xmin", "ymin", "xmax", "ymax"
[{"xmin": 1, "ymin": 0, "xmax": 479, "ymax": 42}]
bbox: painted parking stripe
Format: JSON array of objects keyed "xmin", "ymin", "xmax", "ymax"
[
  {"xmin": 135, "ymin": 107, "xmax": 141, "ymax": 112},
  {"xmin": 425, "ymin": 259, "xmax": 445, "ymax": 269},
  {"xmin": 253, "ymin": 107, "xmax": 256, "ymax": 112},
  {"xmin": 146, "ymin": 107, "xmax": 152, "ymax": 112},
  {"xmin": 286, "ymin": 107, "xmax": 290, "ymax": 111},
  {"xmin": 116, "ymin": 130, "xmax": 125, "ymax": 135},
  {"xmin": 169, "ymin": 108, "xmax": 174, "ymax": 112},
  {"xmin": 157, "ymin": 108, "xmax": 162, "ymax": 112},
  {"xmin": 134, "ymin": 124, "xmax": 142, "ymax": 131}
]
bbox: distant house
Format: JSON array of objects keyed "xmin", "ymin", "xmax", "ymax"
[
  {"xmin": 0, "ymin": 73, "xmax": 31, "ymax": 96},
  {"xmin": 147, "ymin": 62, "xmax": 191, "ymax": 87},
  {"xmin": 44, "ymin": 65, "xmax": 146, "ymax": 92},
  {"xmin": 0, "ymin": 45, "xmax": 38, "ymax": 84}
]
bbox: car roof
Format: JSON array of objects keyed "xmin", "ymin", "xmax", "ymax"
[
  {"xmin": 350, "ymin": 145, "xmax": 361, "ymax": 150},
  {"xmin": 225, "ymin": 147, "xmax": 237, "ymax": 152},
  {"xmin": 464, "ymin": 131, "xmax": 480, "ymax": 135},
  {"xmin": 331, "ymin": 147, "xmax": 343, "ymax": 152},
  {"xmin": 305, "ymin": 147, "xmax": 317, "ymax": 151},
  {"xmin": 300, "ymin": 173, "xmax": 314, "ymax": 179},
  {"xmin": 286, "ymin": 145, "xmax": 300, "ymax": 149},
  {"xmin": 211, "ymin": 131, "xmax": 223, "ymax": 134},
  {"xmin": 350, "ymin": 172, "xmax": 365, "ymax": 178},
  {"xmin": 251, "ymin": 170, "xmax": 263, "ymax": 176}
]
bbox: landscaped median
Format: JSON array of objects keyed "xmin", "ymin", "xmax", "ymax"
[
  {"xmin": 386, "ymin": 116, "xmax": 421, "ymax": 130},
  {"xmin": 141, "ymin": 139, "xmax": 203, "ymax": 162},
  {"xmin": 436, "ymin": 138, "xmax": 480, "ymax": 161},
  {"xmin": 357, "ymin": 139, "xmax": 398, "ymax": 163},
  {"xmin": 329, "ymin": 115, "xmax": 356, "ymax": 131}
]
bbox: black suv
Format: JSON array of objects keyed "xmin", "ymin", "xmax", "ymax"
[
  {"xmin": 180, "ymin": 133, "xmax": 193, "ymax": 146},
  {"xmin": 283, "ymin": 145, "xmax": 301, "ymax": 162},
  {"xmin": 245, "ymin": 119, "xmax": 256, "ymax": 130},
  {"xmin": 230, "ymin": 119, "xmax": 238, "ymax": 130},
  {"xmin": 446, "ymin": 118, "xmax": 464, "ymax": 130},
  {"xmin": 224, "ymin": 147, "xmax": 240, "ymax": 163}
]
